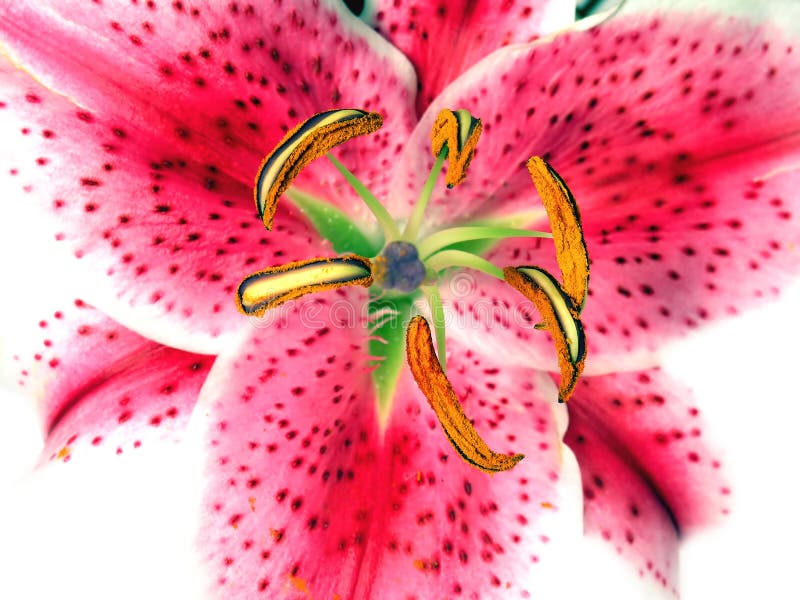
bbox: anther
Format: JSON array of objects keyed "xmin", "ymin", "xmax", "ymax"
[
  {"xmin": 237, "ymin": 255, "xmax": 373, "ymax": 316},
  {"xmin": 406, "ymin": 316, "xmax": 524, "ymax": 473},
  {"xmin": 254, "ymin": 109, "xmax": 382, "ymax": 230}
]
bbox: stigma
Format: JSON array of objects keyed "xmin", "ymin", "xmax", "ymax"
[{"xmin": 372, "ymin": 241, "xmax": 427, "ymax": 293}]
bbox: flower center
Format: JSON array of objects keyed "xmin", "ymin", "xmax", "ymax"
[
  {"xmin": 372, "ymin": 241, "xmax": 427, "ymax": 293},
  {"xmin": 235, "ymin": 108, "xmax": 590, "ymax": 474}
]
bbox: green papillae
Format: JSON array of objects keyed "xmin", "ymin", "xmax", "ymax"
[
  {"xmin": 368, "ymin": 292, "xmax": 416, "ymax": 418},
  {"xmin": 289, "ymin": 189, "xmax": 413, "ymax": 413}
]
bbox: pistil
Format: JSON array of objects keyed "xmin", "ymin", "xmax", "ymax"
[{"xmin": 372, "ymin": 241, "xmax": 426, "ymax": 292}]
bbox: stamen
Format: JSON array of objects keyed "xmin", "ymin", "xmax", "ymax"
[
  {"xmin": 503, "ymin": 266, "xmax": 586, "ymax": 403},
  {"xmin": 424, "ymin": 249, "xmax": 504, "ymax": 280},
  {"xmin": 406, "ymin": 316, "xmax": 524, "ymax": 473},
  {"xmin": 430, "ymin": 109, "xmax": 483, "ymax": 188},
  {"xmin": 254, "ymin": 109, "xmax": 382, "ymax": 229},
  {"xmin": 327, "ymin": 153, "xmax": 401, "ymax": 241},
  {"xmin": 236, "ymin": 255, "xmax": 372, "ymax": 316},
  {"xmin": 402, "ymin": 147, "xmax": 447, "ymax": 242},
  {"xmin": 240, "ymin": 109, "xmax": 591, "ymax": 433},
  {"xmin": 527, "ymin": 156, "xmax": 589, "ymax": 310},
  {"xmin": 417, "ymin": 226, "xmax": 553, "ymax": 260}
]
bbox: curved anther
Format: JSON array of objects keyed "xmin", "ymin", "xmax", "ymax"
[
  {"xmin": 503, "ymin": 266, "xmax": 586, "ymax": 403},
  {"xmin": 236, "ymin": 255, "xmax": 373, "ymax": 317},
  {"xmin": 255, "ymin": 109, "xmax": 383, "ymax": 229},
  {"xmin": 430, "ymin": 109, "xmax": 483, "ymax": 188},
  {"xmin": 527, "ymin": 156, "xmax": 589, "ymax": 311},
  {"xmin": 406, "ymin": 316, "xmax": 524, "ymax": 473}
]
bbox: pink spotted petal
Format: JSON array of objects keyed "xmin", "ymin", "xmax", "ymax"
[
  {"xmin": 0, "ymin": 254, "xmax": 210, "ymax": 594},
  {"xmin": 564, "ymin": 367, "xmax": 730, "ymax": 594},
  {"xmin": 419, "ymin": 6, "xmax": 800, "ymax": 372},
  {"xmin": 193, "ymin": 293, "xmax": 583, "ymax": 599},
  {"xmin": 0, "ymin": 58, "xmax": 331, "ymax": 353},
  {"xmin": 0, "ymin": 1, "xmax": 417, "ymax": 221},
  {"xmin": 444, "ymin": 160, "xmax": 800, "ymax": 374},
  {"xmin": 371, "ymin": 0, "xmax": 575, "ymax": 115},
  {"xmin": 390, "ymin": 3, "xmax": 800, "ymax": 223},
  {"xmin": 0, "ymin": 294, "xmax": 212, "ymax": 464}
]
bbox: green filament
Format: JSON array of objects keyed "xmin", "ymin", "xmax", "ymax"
[
  {"xmin": 422, "ymin": 285, "xmax": 447, "ymax": 370},
  {"xmin": 327, "ymin": 153, "xmax": 400, "ymax": 242},
  {"xmin": 402, "ymin": 148, "xmax": 448, "ymax": 242},
  {"xmin": 416, "ymin": 226, "xmax": 552, "ymax": 259},
  {"xmin": 424, "ymin": 250, "xmax": 505, "ymax": 280}
]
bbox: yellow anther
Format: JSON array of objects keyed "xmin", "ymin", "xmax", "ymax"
[
  {"xmin": 254, "ymin": 109, "xmax": 383, "ymax": 229},
  {"xmin": 406, "ymin": 316, "xmax": 524, "ymax": 472},
  {"xmin": 430, "ymin": 109, "xmax": 483, "ymax": 188},
  {"xmin": 503, "ymin": 266, "xmax": 586, "ymax": 403},
  {"xmin": 527, "ymin": 156, "xmax": 589, "ymax": 310},
  {"xmin": 236, "ymin": 255, "xmax": 372, "ymax": 317}
]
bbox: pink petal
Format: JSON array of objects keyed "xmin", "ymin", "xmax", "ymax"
[
  {"xmin": 364, "ymin": 373, "xmax": 575, "ymax": 598},
  {"xmin": 371, "ymin": 0, "xmax": 574, "ymax": 115},
  {"xmin": 0, "ymin": 1, "xmax": 417, "ymax": 220},
  {"xmin": 564, "ymin": 367, "xmax": 730, "ymax": 593},
  {"xmin": 410, "ymin": 8, "xmax": 800, "ymax": 371},
  {"xmin": 0, "ymin": 1, "xmax": 420, "ymax": 353},
  {"xmin": 2, "ymin": 294, "xmax": 212, "ymax": 464},
  {"xmin": 0, "ymin": 58, "xmax": 330, "ymax": 352},
  {"xmin": 194, "ymin": 293, "xmax": 582, "ymax": 598},
  {"xmin": 390, "ymin": 6, "xmax": 800, "ymax": 223}
]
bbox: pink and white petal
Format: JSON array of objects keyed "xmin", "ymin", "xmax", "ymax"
[
  {"xmin": 390, "ymin": 0, "xmax": 800, "ymax": 223},
  {"xmin": 444, "ymin": 158, "xmax": 800, "ymax": 374},
  {"xmin": 560, "ymin": 164, "xmax": 800, "ymax": 370},
  {"xmin": 192, "ymin": 293, "xmax": 381, "ymax": 598},
  {"xmin": 191, "ymin": 293, "xmax": 585, "ymax": 599},
  {"xmin": 437, "ymin": 262, "xmax": 562, "ymax": 376},
  {"xmin": 370, "ymin": 0, "xmax": 575, "ymax": 116},
  {"xmin": 362, "ymin": 357, "xmax": 581, "ymax": 598},
  {"xmin": 563, "ymin": 367, "xmax": 730, "ymax": 594},
  {"xmin": 0, "ymin": 1, "xmax": 417, "ymax": 220},
  {"xmin": 1, "ymin": 59, "xmax": 329, "ymax": 353},
  {"xmin": 0, "ymin": 291, "xmax": 212, "ymax": 464},
  {"xmin": 411, "ymin": 3, "xmax": 800, "ymax": 372},
  {"xmin": 393, "ymin": 0, "xmax": 800, "ymax": 223},
  {"xmin": 0, "ymin": 256, "xmax": 210, "ymax": 598}
]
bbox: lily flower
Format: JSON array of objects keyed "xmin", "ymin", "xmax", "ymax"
[{"xmin": 1, "ymin": 0, "xmax": 799, "ymax": 598}]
